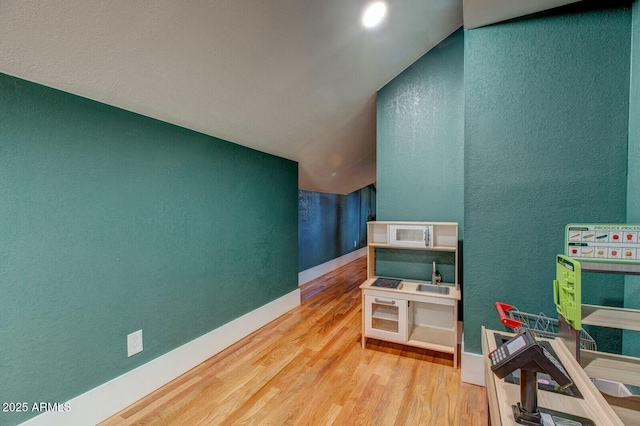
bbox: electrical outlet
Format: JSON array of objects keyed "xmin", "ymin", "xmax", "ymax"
[
  {"xmin": 354, "ymin": 240, "xmax": 357, "ymax": 248},
  {"xmin": 127, "ymin": 330, "xmax": 143, "ymax": 357}
]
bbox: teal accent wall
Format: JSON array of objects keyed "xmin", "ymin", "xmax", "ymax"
[
  {"xmin": 375, "ymin": 248, "xmax": 457, "ymax": 285},
  {"xmin": 376, "ymin": 29, "xmax": 464, "ymax": 287},
  {"xmin": 464, "ymin": 6, "xmax": 631, "ymax": 354},
  {"xmin": 377, "ymin": 29, "xmax": 464, "ymax": 233},
  {"xmin": 298, "ymin": 185, "xmax": 375, "ymax": 272},
  {"xmin": 0, "ymin": 72, "xmax": 298, "ymax": 425},
  {"xmin": 625, "ymin": 1, "xmax": 640, "ymax": 356}
]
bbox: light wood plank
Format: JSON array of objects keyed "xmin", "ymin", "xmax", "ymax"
[
  {"xmin": 581, "ymin": 349, "xmax": 640, "ymax": 388},
  {"xmin": 101, "ymin": 257, "xmax": 485, "ymax": 425},
  {"xmin": 582, "ymin": 304, "xmax": 640, "ymax": 331},
  {"xmin": 408, "ymin": 325, "xmax": 455, "ymax": 353},
  {"xmin": 603, "ymin": 394, "xmax": 640, "ymax": 426}
]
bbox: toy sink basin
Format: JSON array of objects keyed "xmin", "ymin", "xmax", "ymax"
[{"xmin": 416, "ymin": 284, "xmax": 450, "ymax": 295}]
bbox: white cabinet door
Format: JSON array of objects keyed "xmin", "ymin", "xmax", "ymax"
[{"xmin": 364, "ymin": 294, "xmax": 408, "ymax": 343}]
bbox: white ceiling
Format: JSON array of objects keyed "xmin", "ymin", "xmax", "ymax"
[
  {"xmin": 463, "ymin": 0, "xmax": 581, "ymax": 29},
  {"xmin": 0, "ymin": 0, "xmax": 579, "ymax": 194}
]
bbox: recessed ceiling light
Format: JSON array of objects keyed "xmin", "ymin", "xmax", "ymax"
[{"xmin": 362, "ymin": 2, "xmax": 387, "ymax": 29}]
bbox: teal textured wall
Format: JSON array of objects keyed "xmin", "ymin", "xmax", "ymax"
[
  {"xmin": 298, "ymin": 185, "xmax": 375, "ymax": 272},
  {"xmin": 376, "ymin": 29, "xmax": 464, "ymax": 285},
  {"xmin": 0, "ymin": 72, "xmax": 298, "ymax": 425},
  {"xmin": 464, "ymin": 6, "xmax": 631, "ymax": 354},
  {"xmin": 625, "ymin": 1, "xmax": 640, "ymax": 356},
  {"xmin": 298, "ymin": 191, "xmax": 340, "ymax": 271},
  {"xmin": 377, "ymin": 29, "xmax": 464, "ymax": 233}
]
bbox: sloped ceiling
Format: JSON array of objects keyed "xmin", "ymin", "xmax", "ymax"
[
  {"xmin": 0, "ymin": 0, "xmax": 580, "ymax": 194},
  {"xmin": 463, "ymin": 0, "xmax": 582, "ymax": 29}
]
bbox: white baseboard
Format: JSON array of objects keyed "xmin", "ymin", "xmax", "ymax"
[
  {"xmin": 460, "ymin": 334, "xmax": 485, "ymax": 387},
  {"xmin": 298, "ymin": 248, "xmax": 367, "ymax": 285},
  {"xmin": 461, "ymin": 352, "xmax": 485, "ymax": 386},
  {"xmin": 21, "ymin": 289, "xmax": 301, "ymax": 426}
]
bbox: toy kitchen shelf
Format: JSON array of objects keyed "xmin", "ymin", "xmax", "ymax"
[
  {"xmin": 360, "ymin": 221, "xmax": 461, "ymax": 368},
  {"xmin": 555, "ymin": 224, "xmax": 640, "ymax": 425}
]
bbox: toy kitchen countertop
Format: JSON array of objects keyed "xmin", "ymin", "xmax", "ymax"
[{"xmin": 360, "ymin": 277, "xmax": 461, "ymax": 301}]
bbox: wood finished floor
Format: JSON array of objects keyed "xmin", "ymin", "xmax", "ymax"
[{"xmin": 101, "ymin": 256, "xmax": 486, "ymax": 425}]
